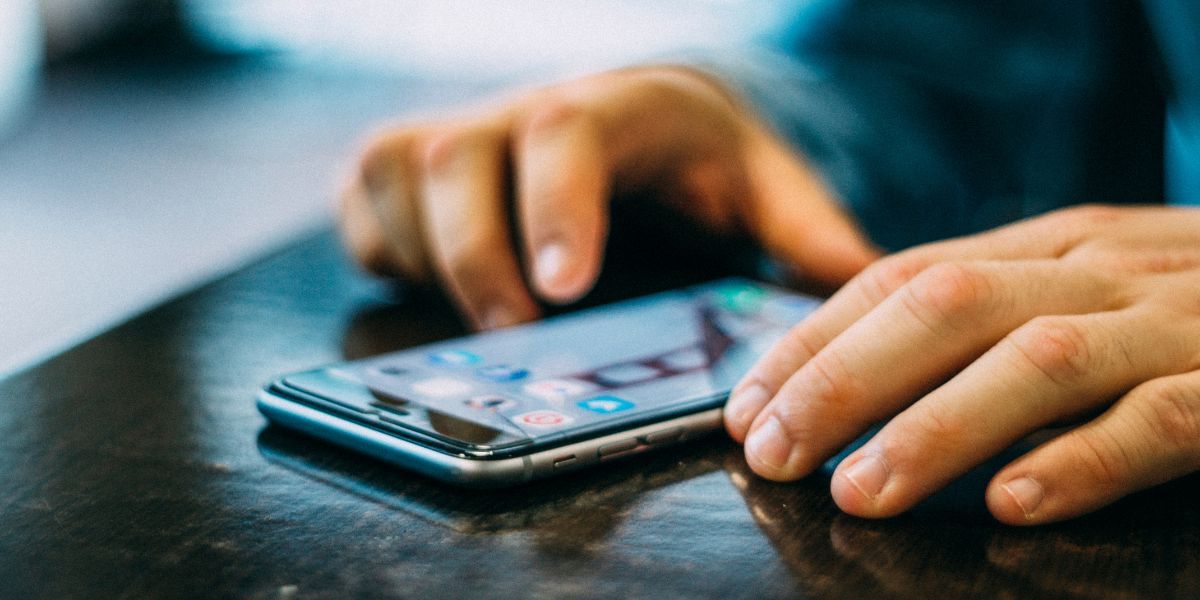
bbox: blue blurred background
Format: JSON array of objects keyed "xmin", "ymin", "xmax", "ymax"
[{"xmin": 0, "ymin": 0, "xmax": 798, "ymax": 376}]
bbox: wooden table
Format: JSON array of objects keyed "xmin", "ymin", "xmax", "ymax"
[{"xmin": 4, "ymin": 226, "xmax": 1199, "ymax": 599}]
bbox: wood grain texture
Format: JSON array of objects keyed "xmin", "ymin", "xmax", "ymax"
[{"xmin": 3, "ymin": 229, "xmax": 1200, "ymax": 599}]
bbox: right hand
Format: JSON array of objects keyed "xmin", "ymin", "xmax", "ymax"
[{"xmin": 340, "ymin": 66, "xmax": 879, "ymax": 329}]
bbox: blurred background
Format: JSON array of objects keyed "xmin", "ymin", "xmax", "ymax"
[{"xmin": 0, "ymin": 0, "xmax": 800, "ymax": 376}]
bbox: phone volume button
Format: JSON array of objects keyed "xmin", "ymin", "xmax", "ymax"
[
  {"xmin": 641, "ymin": 427, "xmax": 683, "ymax": 445},
  {"xmin": 597, "ymin": 438, "xmax": 639, "ymax": 458}
]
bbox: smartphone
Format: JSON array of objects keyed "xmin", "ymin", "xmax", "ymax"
[{"xmin": 257, "ymin": 278, "xmax": 822, "ymax": 487}]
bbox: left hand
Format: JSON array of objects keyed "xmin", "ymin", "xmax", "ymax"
[{"xmin": 724, "ymin": 204, "xmax": 1200, "ymax": 525}]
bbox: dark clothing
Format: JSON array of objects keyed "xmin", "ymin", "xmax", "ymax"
[{"xmin": 713, "ymin": 0, "xmax": 1198, "ymax": 250}]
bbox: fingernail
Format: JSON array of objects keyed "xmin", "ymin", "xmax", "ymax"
[
  {"xmin": 535, "ymin": 242, "xmax": 568, "ymax": 290},
  {"xmin": 841, "ymin": 454, "xmax": 890, "ymax": 500},
  {"xmin": 745, "ymin": 416, "xmax": 794, "ymax": 472},
  {"xmin": 726, "ymin": 383, "xmax": 769, "ymax": 434},
  {"xmin": 1001, "ymin": 477, "xmax": 1044, "ymax": 520},
  {"xmin": 480, "ymin": 305, "xmax": 517, "ymax": 330}
]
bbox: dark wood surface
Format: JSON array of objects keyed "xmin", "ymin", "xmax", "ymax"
[{"xmin": 4, "ymin": 227, "xmax": 1200, "ymax": 599}]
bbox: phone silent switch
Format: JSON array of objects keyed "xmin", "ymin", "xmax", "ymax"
[
  {"xmin": 597, "ymin": 438, "xmax": 639, "ymax": 458},
  {"xmin": 553, "ymin": 455, "xmax": 577, "ymax": 469}
]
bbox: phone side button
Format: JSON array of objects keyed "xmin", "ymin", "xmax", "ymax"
[
  {"xmin": 597, "ymin": 438, "xmax": 639, "ymax": 458},
  {"xmin": 553, "ymin": 455, "xmax": 578, "ymax": 469},
  {"xmin": 641, "ymin": 427, "xmax": 683, "ymax": 445}
]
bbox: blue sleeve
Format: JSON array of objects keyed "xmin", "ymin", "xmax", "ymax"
[{"xmin": 695, "ymin": 0, "xmax": 1164, "ymax": 250}]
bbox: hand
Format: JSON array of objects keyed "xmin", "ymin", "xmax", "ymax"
[
  {"xmin": 339, "ymin": 66, "xmax": 878, "ymax": 328},
  {"xmin": 724, "ymin": 205, "xmax": 1200, "ymax": 525}
]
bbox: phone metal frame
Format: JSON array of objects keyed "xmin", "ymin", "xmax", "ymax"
[{"xmin": 257, "ymin": 386, "xmax": 725, "ymax": 487}]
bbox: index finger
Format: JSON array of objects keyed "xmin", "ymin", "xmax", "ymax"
[{"xmin": 514, "ymin": 101, "xmax": 610, "ymax": 304}]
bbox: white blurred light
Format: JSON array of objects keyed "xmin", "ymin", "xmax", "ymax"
[
  {"xmin": 183, "ymin": 0, "xmax": 795, "ymax": 80},
  {"xmin": 0, "ymin": 0, "xmax": 41, "ymax": 138}
]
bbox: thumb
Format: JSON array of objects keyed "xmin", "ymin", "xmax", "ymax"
[{"xmin": 744, "ymin": 136, "xmax": 880, "ymax": 287}]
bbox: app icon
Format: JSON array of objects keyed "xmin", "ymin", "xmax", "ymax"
[
  {"xmin": 411, "ymin": 377, "xmax": 473, "ymax": 397},
  {"xmin": 594, "ymin": 363, "xmax": 659, "ymax": 387},
  {"xmin": 427, "ymin": 349, "xmax": 481, "ymax": 367},
  {"xmin": 464, "ymin": 394, "xmax": 519, "ymax": 412},
  {"xmin": 475, "ymin": 364, "xmax": 530, "ymax": 382},
  {"xmin": 713, "ymin": 282, "xmax": 766, "ymax": 314},
  {"xmin": 522, "ymin": 378, "xmax": 597, "ymax": 404},
  {"xmin": 513, "ymin": 410, "xmax": 574, "ymax": 428},
  {"xmin": 577, "ymin": 396, "xmax": 636, "ymax": 414}
]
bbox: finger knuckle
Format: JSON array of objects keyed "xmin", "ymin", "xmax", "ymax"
[
  {"xmin": 1118, "ymin": 250, "xmax": 1200, "ymax": 274},
  {"xmin": 769, "ymin": 400, "xmax": 816, "ymax": 450},
  {"xmin": 856, "ymin": 253, "xmax": 931, "ymax": 305},
  {"xmin": 622, "ymin": 72, "xmax": 687, "ymax": 104},
  {"xmin": 359, "ymin": 133, "xmax": 414, "ymax": 188},
  {"xmin": 1138, "ymin": 379, "xmax": 1200, "ymax": 450},
  {"xmin": 908, "ymin": 407, "xmax": 970, "ymax": 449},
  {"xmin": 344, "ymin": 225, "xmax": 395, "ymax": 276},
  {"xmin": 1061, "ymin": 240, "xmax": 1124, "ymax": 269},
  {"xmin": 1055, "ymin": 204, "xmax": 1125, "ymax": 228},
  {"xmin": 902, "ymin": 262, "xmax": 998, "ymax": 330},
  {"xmin": 1051, "ymin": 204, "xmax": 1123, "ymax": 236},
  {"xmin": 1036, "ymin": 205, "xmax": 1124, "ymax": 255},
  {"xmin": 521, "ymin": 97, "xmax": 590, "ymax": 139},
  {"xmin": 346, "ymin": 228, "xmax": 429, "ymax": 282},
  {"xmin": 437, "ymin": 228, "xmax": 503, "ymax": 282},
  {"xmin": 1067, "ymin": 429, "xmax": 1131, "ymax": 488},
  {"xmin": 1007, "ymin": 317, "xmax": 1095, "ymax": 386},
  {"xmin": 788, "ymin": 349, "xmax": 863, "ymax": 420},
  {"xmin": 419, "ymin": 126, "xmax": 486, "ymax": 173},
  {"xmin": 777, "ymin": 323, "xmax": 828, "ymax": 366}
]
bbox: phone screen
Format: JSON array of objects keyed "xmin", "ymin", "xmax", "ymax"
[{"xmin": 278, "ymin": 279, "xmax": 820, "ymax": 454}]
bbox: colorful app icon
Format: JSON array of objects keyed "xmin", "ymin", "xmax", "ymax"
[
  {"xmin": 464, "ymin": 394, "xmax": 519, "ymax": 412},
  {"xmin": 594, "ymin": 363, "xmax": 659, "ymax": 387},
  {"xmin": 411, "ymin": 377, "xmax": 473, "ymax": 397},
  {"xmin": 475, "ymin": 364, "xmax": 530, "ymax": 382},
  {"xmin": 712, "ymin": 282, "xmax": 766, "ymax": 314},
  {"xmin": 427, "ymin": 349, "xmax": 481, "ymax": 367},
  {"xmin": 522, "ymin": 378, "xmax": 597, "ymax": 404},
  {"xmin": 577, "ymin": 396, "xmax": 635, "ymax": 414},
  {"xmin": 513, "ymin": 410, "xmax": 574, "ymax": 428}
]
